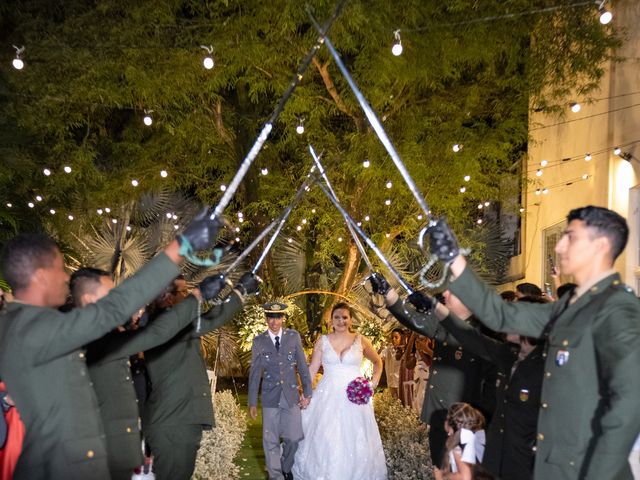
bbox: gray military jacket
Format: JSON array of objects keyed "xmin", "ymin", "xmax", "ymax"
[{"xmin": 248, "ymin": 329, "xmax": 312, "ymax": 409}]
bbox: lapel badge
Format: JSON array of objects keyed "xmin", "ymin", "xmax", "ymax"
[
  {"xmin": 519, "ymin": 389, "xmax": 530, "ymax": 402},
  {"xmin": 287, "ymin": 354, "xmax": 294, "ymax": 361},
  {"xmin": 454, "ymin": 349, "xmax": 463, "ymax": 360},
  {"xmin": 556, "ymin": 349, "xmax": 569, "ymax": 366}
]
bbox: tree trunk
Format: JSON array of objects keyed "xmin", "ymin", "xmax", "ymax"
[{"xmin": 321, "ymin": 242, "xmax": 361, "ymax": 329}]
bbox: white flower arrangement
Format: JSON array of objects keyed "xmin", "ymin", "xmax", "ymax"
[
  {"xmin": 355, "ymin": 314, "xmax": 388, "ymax": 350},
  {"xmin": 192, "ymin": 390, "xmax": 247, "ymax": 480},
  {"xmin": 373, "ymin": 389, "xmax": 434, "ymax": 480}
]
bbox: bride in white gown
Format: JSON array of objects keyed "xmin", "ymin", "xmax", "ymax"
[{"xmin": 292, "ymin": 302, "xmax": 388, "ymax": 480}]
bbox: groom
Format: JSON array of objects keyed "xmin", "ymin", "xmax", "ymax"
[{"xmin": 248, "ymin": 301, "xmax": 313, "ymax": 480}]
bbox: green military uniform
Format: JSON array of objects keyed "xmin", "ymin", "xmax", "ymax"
[
  {"xmin": 449, "ymin": 267, "xmax": 640, "ymax": 479},
  {"xmin": 0, "ymin": 253, "xmax": 180, "ymax": 480},
  {"xmin": 439, "ymin": 313, "xmax": 544, "ymax": 480},
  {"xmin": 86, "ymin": 296, "xmax": 199, "ymax": 480},
  {"xmin": 143, "ymin": 293, "xmax": 243, "ymax": 480},
  {"xmin": 387, "ymin": 299, "xmax": 486, "ymax": 466}
]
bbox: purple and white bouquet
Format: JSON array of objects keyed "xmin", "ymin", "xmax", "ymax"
[{"xmin": 346, "ymin": 376, "xmax": 374, "ymax": 405}]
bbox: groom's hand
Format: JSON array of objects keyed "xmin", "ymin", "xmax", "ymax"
[
  {"xmin": 249, "ymin": 406, "xmax": 258, "ymax": 419},
  {"xmin": 298, "ymin": 394, "xmax": 311, "ymax": 409}
]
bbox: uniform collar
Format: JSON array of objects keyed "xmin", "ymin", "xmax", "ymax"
[
  {"xmin": 267, "ymin": 328, "xmax": 283, "ymax": 343},
  {"xmin": 572, "ymin": 270, "xmax": 618, "ymax": 303}
]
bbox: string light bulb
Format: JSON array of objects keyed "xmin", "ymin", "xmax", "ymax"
[
  {"xmin": 364, "ymin": 215, "xmax": 370, "ymax": 221},
  {"xmin": 220, "ymin": 184, "xmax": 227, "ymax": 191},
  {"xmin": 614, "ymin": 147, "xmax": 622, "ymax": 156},
  {"xmin": 464, "ymin": 175, "xmax": 471, "ymax": 182},
  {"xmin": 570, "ymin": 102, "xmax": 581, "ymax": 113},
  {"xmin": 363, "ymin": 159, "xmax": 371, "ymax": 168},
  {"xmin": 385, "ymin": 199, "xmax": 391, "ymax": 205},
  {"xmin": 68, "ymin": 215, "xmax": 74, "ymax": 220},
  {"xmin": 143, "ymin": 109, "xmax": 153, "ymax": 126},
  {"xmin": 160, "ymin": 170, "xmax": 168, "ymax": 178},
  {"xmin": 585, "ymin": 153, "xmax": 592, "ymax": 161},
  {"xmin": 542, "ymin": 188, "xmax": 549, "ymax": 195},
  {"xmin": 97, "ymin": 209, "xmax": 103, "ymax": 215},
  {"xmin": 6, "ymin": 203, "xmax": 12, "ymax": 208},
  {"xmin": 477, "ymin": 219, "xmax": 483, "ymax": 224},
  {"xmin": 105, "ymin": 208, "xmax": 111, "ymax": 213},
  {"xmin": 131, "ymin": 179, "xmax": 139, "ymax": 187},
  {"xmin": 452, "ymin": 144, "xmax": 462, "ymax": 153},
  {"xmin": 536, "ymin": 169, "xmax": 543, "ymax": 177},
  {"xmin": 459, "ymin": 186, "xmax": 466, "ymax": 193},
  {"xmin": 598, "ymin": 0, "xmax": 613, "ymax": 24},
  {"xmin": 338, "ymin": 237, "xmax": 343, "ymax": 242},
  {"xmin": 386, "ymin": 181, "xmax": 392, "ymax": 189},
  {"xmin": 28, "ymin": 202, "xmax": 34, "ymax": 208},
  {"xmin": 64, "ymin": 166, "xmax": 72, "ymax": 173},
  {"xmin": 261, "ymin": 168, "xmax": 269, "ymax": 176},
  {"xmin": 49, "ymin": 209, "xmax": 55, "ymax": 214},
  {"xmin": 540, "ymin": 160, "xmax": 548, "ymax": 167},
  {"xmin": 43, "ymin": 168, "xmax": 51, "ymax": 176},
  {"xmin": 200, "ymin": 45, "xmax": 214, "ymax": 70},
  {"xmin": 417, "ymin": 214, "xmax": 423, "ymax": 220},
  {"xmin": 12, "ymin": 45, "xmax": 25, "ymax": 70},
  {"xmin": 391, "ymin": 30, "xmax": 403, "ymax": 56},
  {"xmin": 35, "ymin": 195, "xmax": 43, "ymax": 202},
  {"xmin": 296, "ymin": 117, "xmax": 305, "ymax": 135}
]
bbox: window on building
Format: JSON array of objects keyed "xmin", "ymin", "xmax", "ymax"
[{"xmin": 542, "ymin": 222, "xmax": 571, "ymax": 295}]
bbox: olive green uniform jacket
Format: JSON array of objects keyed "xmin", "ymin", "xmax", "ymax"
[
  {"xmin": 387, "ymin": 299, "xmax": 486, "ymax": 466},
  {"xmin": 449, "ymin": 268, "xmax": 640, "ymax": 480},
  {"xmin": 86, "ymin": 296, "xmax": 198, "ymax": 479},
  {"xmin": 142, "ymin": 293, "xmax": 243, "ymax": 430},
  {"xmin": 0, "ymin": 253, "xmax": 180, "ymax": 480}
]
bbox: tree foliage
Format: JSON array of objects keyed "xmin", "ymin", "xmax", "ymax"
[{"xmin": 0, "ymin": 1, "xmax": 621, "ymax": 308}]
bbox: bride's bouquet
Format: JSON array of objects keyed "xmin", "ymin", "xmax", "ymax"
[{"xmin": 346, "ymin": 376, "xmax": 374, "ymax": 405}]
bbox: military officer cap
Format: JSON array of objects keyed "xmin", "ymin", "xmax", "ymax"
[{"xmin": 262, "ymin": 301, "xmax": 288, "ymax": 317}]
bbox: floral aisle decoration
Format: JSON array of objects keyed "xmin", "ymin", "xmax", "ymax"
[
  {"xmin": 355, "ymin": 313, "xmax": 389, "ymax": 378},
  {"xmin": 373, "ymin": 389, "xmax": 434, "ymax": 480},
  {"xmin": 192, "ymin": 390, "xmax": 247, "ymax": 480}
]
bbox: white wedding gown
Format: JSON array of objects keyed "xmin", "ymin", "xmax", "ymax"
[{"xmin": 292, "ymin": 335, "xmax": 388, "ymax": 480}]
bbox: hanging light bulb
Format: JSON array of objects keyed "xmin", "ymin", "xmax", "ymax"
[
  {"xmin": 484, "ymin": 202, "xmax": 490, "ymax": 207},
  {"xmin": 478, "ymin": 204, "xmax": 483, "ymax": 209},
  {"xmin": 452, "ymin": 144, "xmax": 462, "ymax": 153},
  {"xmin": 166, "ymin": 212, "xmax": 173, "ymax": 219},
  {"xmin": 338, "ymin": 237, "xmax": 343, "ymax": 242},
  {"xmin": 68, "ymin": 215, "xmax": 74, "ymax": 221},
  {"xmin": 261, "ymin": 168, "xmax": 269, "ymax": 176},
  {"xmin": 386, "ymin": 181, "xmax": 392, "ymax": 189},
  {"xmin": 363, "ymin": 159, "xmax": 371, "ymax": 168},
  {"xmin": 385, "ymin": 199, "xmax": 391, "ymax": 205},
  {"xmin": 126, "ymin": 225, "xmax": 132, "ymax": 231},
  {"xmin": 97, "ymin": 209, "xmax": 103, "ymax": 215},
  {"xmin": 296, "ymin": 117, "xmax": 305, "ymax": 135},
  {"xmin": 542, "ymin": 188, "xmax": 549, "ymax": 195},
  {"xmin": 519, "ymin": 207, "xmax": 525, "ymax": 213},
  {"xmin": 311, "ymin": 208, "xmax": 317, "ymax": 214},
  {"xmin": 160, "ymin": 170, "xmax": 168, "ymax": 178},
  {"xmin": 459, "ymin": 186, "xmax": 466, "ymax": 193},
  {"xmin": 464, "ymin": 175, "xmax": 471, "ymax": 182},
  {"xmin": 417, "ymin": 214, "xmax": 423, "ymax": 220},
  {"xmin": 585, "ymin": 153, "xmax": 592, "ymax": 161},
  {"xmin": 131, "ymin": 179, "xmax": 139, "ymax": 187},
  {"xmin": 477, "ymin": 219, "xmax": 483, "ymax": 224},
  {"xmin": 287, "ymin": 238, "xmax": 293, "ymax": 243},
  {"xmin": 570, "ymin": 102, "xmax": 581, "ymax": 113},
  {"xmin": 391, "ymin": 30, "xmax": 403, "ymax": 56},
  {"xmin": 364, "ymin": 215, "xmax": 370, "ymax": 221},
  {"xmin": 143, "ymin": 109, "xmax": 153, "ymax": 126},
  {"xmin": 535, "ymin": 189, "xmax": 541, "ymax": 195},
  {"xmin": 200, "ymin": 45, "xmax": 214, "ymax": 70},
  {"xmin": 540, "ymin": 160, "xmax": 548, "ymax": 167},
  {"xmin": 12, "ymin": 45, "xmax": 25, "ymax": 70},
  {"xmin": 6, "ymin": 203, "xmax": 12, "ymax": 208},
  {"xmin": 63, "ymin": 166, "xmax": 72, "ymax": 173},
  {"xmin": 598, "ymin": 0, "xmax": 613, "ymax": 24},
  {"xmin": 582, "ymin": 174, "xmax": 589, "ymax": 180},
  {"xmin": 28, "ymin": 202, "xmax": 34, "ymax": 208},
  {"xmin": 43, "ymin": 168, "xmax": 51, "ymax": 176},
  {"xmin": 536, "ymin": 169, "xmax": 543, "ymax": 177},
  {"xmin": 614, "ymin": 147, "xmax": 622, "ymax": 156},
  {"xmin": 105, "ymin": 208, "xmax": 111, "ymax": 213},
  {"xmin": 302, "ymin": 218, "xmax": 307, "ymax": 224},
  {"xmin": 35, "ymin": 195, "xmax": 43, "ymax": 202},
  {"xmin": 220, "ymin": 184, "xmax": 227, "ymax": 191},
  {"xmin": 49, "ymin": 209, "xmax": 56, "ymax": 215},
  {"xmin": 112, "ymin": 218, "xmax": 118, "ymax": 224}
]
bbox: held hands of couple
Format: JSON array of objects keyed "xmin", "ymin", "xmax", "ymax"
[{"xmin": 298, "ymin": 394, "xmax": 311, "ymax": 409}]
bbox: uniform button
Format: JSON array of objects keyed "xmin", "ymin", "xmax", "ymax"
[
  {"xmin": 569, "ymin": 461, "xmax": 575, "ymax": 466},
  {"xmin": 203, "ymin": 392, "xmax": 207, "ymax": 396},
  {"xmin": 127, "ymin": 361, "xmax": 131, "ymax": 367},
  {"xmin": 126, "ymin": 427, "xmax": 132, "ymax": 433},
  {"xmin": 429, "ymin": 385, "xmax": 434, "ymax": 389},
  {"xmin": 590, "ymin": 286, "xmax": 598, "ymax": 293},
  {"xmin": 542, "ymin": 403, "xmax": 548, "ymax": 409},
  {"xmin": 79, "ymin": 352, "xmax": 85, "ymax": 359},
  {"xmin": 125, "ymin": 376, "xmax": 130, "ymax": 380},
  {"xmin": 537, "ymin": 433, "xmax": 544, "ymax": 441},
  {"xmin": 136, "ymin": 399, "xmax": 139, "ymax": 403},
  {"xmin": 562, "ymin": 340, "xmax": 569, "ymax": 346},
  {"xmin": 532, "ymin": 446, "xmax": 537, "ymax": 452},
  {"xmin": 545, "ymin": 372, "xmax": 551, "ymax": 378},
  {"xmin": 87, "ymin": 450, "xmax": 94, "ymax": 458}
]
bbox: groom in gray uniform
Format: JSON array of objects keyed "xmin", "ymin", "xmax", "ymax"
[{"xmin": 248, "ymin": 302, "xmax": 313, "ymax": 480}]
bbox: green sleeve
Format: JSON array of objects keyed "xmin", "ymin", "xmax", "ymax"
[
  {"xmin": 440, "ymin": 314, "xmax": 512, "ymax": 367},
  {"xmin": 96, "ymin": 296, "xmax": 199, "ymax": 362},
  {"xmin": 582, "ymin": 297, "xmax": 640, "ymax": 478},
  {"xmin": 448, "ymin": 266, "xmax": 553, "ymax": 337},
  {"xmin": 26, "ymin": 253, "xmax": 180, "ymax": 365},
  {"xmin": 193, "ymin": 291, "xmax": 243, "ymax": 336},
  {"xmin": 387, "ymin": 298, "xmax": 458, "ymax": 344}
]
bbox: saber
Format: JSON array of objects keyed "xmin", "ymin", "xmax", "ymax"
[
  {"xmin": 251, "ymin": 169, "xmax": 316, "ymax": 274},
  {"xmin": 209, "ymin": 0, "xmax": 348, "ymax": 222},
  {"xmin": 308, "ymin": 144, "xmax": 374, "ymax": 271},
  {"xmin": 222, "ymin": 219, "xmax": 279, "ymax": 275},
  {"xmin": 308, "ymin": 14, "xmax": 432, "ymax": 224},
  {"xmin": 308, "ymin": 14, "xmax": 454, "ymax": 288},
  {"xmin": 315, "ymin": 177, "xmax": 413, "ymax": 294}
]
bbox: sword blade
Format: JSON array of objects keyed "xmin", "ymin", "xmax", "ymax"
[
  {"xmin": 308, "ymin": 144, "xmax": 374, "ymax": 271},
  {"xmin": 315, "ymin": 177, "xmax": 413, "ymax": 294},
  {"xmin": 223, "ymin": 219, "xmax": 279, "ymax": 275},
  {"xmin": 251, "ymin": 170, "xmax": 316, "ymax": 273},
  {"xmin": 210, "ymin": 0, "xmax": 349, "ymax": 221}
]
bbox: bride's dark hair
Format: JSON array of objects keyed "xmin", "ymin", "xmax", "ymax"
[{"xmin": 330, "ymin": 302, "xmax": 356, "ymax": 333}]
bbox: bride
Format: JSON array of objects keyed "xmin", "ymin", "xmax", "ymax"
[{"xmin": 292, "ymin": 302, "xmax": 388, "ymax": 480}]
